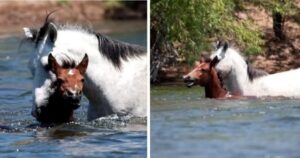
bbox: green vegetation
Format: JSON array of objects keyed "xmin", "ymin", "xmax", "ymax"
[
  {"xmin": 152, "ymin": 0, "xmax": 262, "ymax": 66},
  {"xmin": 104, "ymin": 0, "xmax": 123, "ymax": 9},
  {"xmin": 57, "ymin": 0, "xmax": 70, "ymax": 6},
  {"xmin": 151, "ymin": 0, "xmax": 294, "ymax": 65}
]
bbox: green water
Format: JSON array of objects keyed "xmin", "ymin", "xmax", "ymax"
[{"xmin": 151, "ymin": 85, "xmax": 300, "ymax": 158}]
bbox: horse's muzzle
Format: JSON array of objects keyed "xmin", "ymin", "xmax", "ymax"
[{"xmin": 183, "ymin": 76, "xmax": 195, "ymax": 88}]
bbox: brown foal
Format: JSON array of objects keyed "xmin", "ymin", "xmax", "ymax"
[
  {"xmin": 37, "ymin": 53, "xmax": 89, "ymax": 124},
  {"xmin": 183, "ymin": 58, "xmax": 237, "ymax": 99}
]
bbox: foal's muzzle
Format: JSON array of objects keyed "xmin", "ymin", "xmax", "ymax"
[
  {"xmin": 183, "ymin": 76, "xmax": 195, "ymax": 88},
  {"xmin": 64, "ymin": 90, "xmax": 82, "ymax": 109}
]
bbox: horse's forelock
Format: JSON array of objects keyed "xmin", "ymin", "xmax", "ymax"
[{"xmin": 60, "ymin": 60, "xmax": 77, "ymax": 69}]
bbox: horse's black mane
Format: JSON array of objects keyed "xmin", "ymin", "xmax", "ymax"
[
  {"xmin": 247, "ymin": 62, "xmax": 269, "ymax": 81},
  {"xmin": 95, "ymin": 33, "xmax": 146, "ymax": 68}
]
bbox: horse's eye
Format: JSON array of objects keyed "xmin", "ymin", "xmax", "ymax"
[
  {"xmin": 81, "ymin": 78, "xmax": 85, "ymax": 83},
  {"xmin": 200, "ymin": 69, "xmax": 207, "ymax": 72}
]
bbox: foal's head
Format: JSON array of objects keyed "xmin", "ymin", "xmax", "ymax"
[
  {"xmin": 36, "ymin": 53, "xmax": 88, "ymax": 124},
  {"xmin": 183, "ymin": 58, "xmax": 212, "ymax": 87},
  {"xmin": 48, "ymin": 53, "xmax": 88, "ymax": 106}
]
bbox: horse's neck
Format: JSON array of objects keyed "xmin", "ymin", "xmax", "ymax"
[
  {"xmin": 226, "ymin": 56, "xmax": 251, "ymax": 95},
  {"xmin": 205, "ymin": 69, "xmax": 227, "ymax": 98}
]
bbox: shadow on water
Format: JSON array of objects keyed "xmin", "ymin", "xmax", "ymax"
[
  {"xmin": 151, "ymin": 85, "xmax": 300, "ymax": 158},
  {"xmin": 0, "ymin": 20, "xmax": 146, "ymax": 158}
]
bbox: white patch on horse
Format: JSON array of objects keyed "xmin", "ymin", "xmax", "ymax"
[
  {"xmin": 68, "ymin": 69, "xmax": 74, "ymax": 76},
  {"xmin": 210, "ymin": 45, "xmax": 300, "ymax": 98}
]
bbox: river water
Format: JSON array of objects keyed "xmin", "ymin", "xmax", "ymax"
[
  {"xmin": 0, "ymin": 21, "xmax": 146, "ymax": 158},
  {"xmin": 151, "ymin": 85, "xmax": 300, "ymax": 158}
]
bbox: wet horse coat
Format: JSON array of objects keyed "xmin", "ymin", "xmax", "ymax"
[
  {"xmin": 24, "ymin": 18, "xmax": 147, "ymax": 121},
  {"xmin": 210, "ymin": 42, "xmax": 300, "ymax": 98}
]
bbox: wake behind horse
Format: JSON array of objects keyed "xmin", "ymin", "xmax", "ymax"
[
  {"xmin": 183, "ymin": 57, "xmax": 236, "ymax": 99},
  {"xmin": 24, "ymin": 15, "xmax": 147, "ymax": 123},
  {"xmin": 210, "ymin": 41, "xmax": 300, "ymax": 98}
]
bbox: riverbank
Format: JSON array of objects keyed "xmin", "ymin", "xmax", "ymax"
[
  {"xmin": 0, "ymin": 1, "xmax": 146, "ymax": 36},
  {"xmin": 153, "ymin": 1, "xmax": 300, "ymax": 84}
]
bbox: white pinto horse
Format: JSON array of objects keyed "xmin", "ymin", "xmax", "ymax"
[
  {"xmin": 210, "ymin": 41, "xmax": 300, "ymax": 98},
  {"xmin": 23, "ymin": 17, "xmax": 147, "ymax": 122}
]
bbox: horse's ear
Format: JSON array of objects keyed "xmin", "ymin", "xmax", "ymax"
[
  {"xmin": 23, "ymin": 27, "xmax": 37, "ymax": 41},
  {"xmin": 222, "ymin": 42, "xmax": 228, "ymax": 52},
  {"xmin": 47, "ymin": 22, "xmax": 57, "ymax": 43},
  {"xmin": 77, "ymin": 54, "xmax": 89, "ymax": 74},
  {"xmin": 48, "ymin": 53, "xmax": 61, "ymax": 73},
  {"xmin": 199, "ymin": 55, "xmax": 211, "ymax": 63},
  {"xmin": 213, "ymin": 40, "xmax": 223, "ymax": 50},
  {"xmin": 199, "ymin": 56, "xmax": 206, "ymax": 63}
]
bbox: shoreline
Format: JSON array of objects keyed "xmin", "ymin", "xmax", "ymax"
[
  {"xmin": 0, "ymin": 1, "xmax": 146, "ymax": 36},
  {"xmin": 0, "ymin": 20, "xmax": 146, "ymax": 38}
]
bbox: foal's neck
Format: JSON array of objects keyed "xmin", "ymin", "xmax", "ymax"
[{"xmin": 205, "ymin": 69, "xmax": 227, "ymax": 98}]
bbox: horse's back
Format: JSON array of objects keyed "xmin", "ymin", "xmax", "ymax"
[{"xmin": 250, "ymin": 68, "xmax": 300, "ymax": 97}]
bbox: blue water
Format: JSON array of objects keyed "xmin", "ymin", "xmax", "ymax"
[
  {"xmin": 0, "ymin": 21, "xmax": 146, "ymax": 158},
  {"xmin": 151, "ymin": 85, "xmax": 300, "ymax": 158}
]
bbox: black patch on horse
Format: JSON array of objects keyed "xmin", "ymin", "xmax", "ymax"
[
  {"xmin": 34, "ymin": 11, "xmax": 57, "ymax": 47},
  {"xmin": 95, "ymin": 33, "xmax": 146, "ymax": 68},
  {"xmin": 247, "ymin": 62, "xmax": 269, "ymax": 81}
]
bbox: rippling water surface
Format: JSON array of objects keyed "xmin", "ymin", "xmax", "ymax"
[
  {"xmin": 0, "ymin": 21, "xmax": 146, "ymax": 158},
  {"xmin": 151, "ymin": 85, "xmax": 300, "ymax": 158}
]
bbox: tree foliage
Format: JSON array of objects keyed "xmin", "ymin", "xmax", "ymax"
[{"xmin": 151, "ymin": 0, "xmax": 264, "ymax": 65}]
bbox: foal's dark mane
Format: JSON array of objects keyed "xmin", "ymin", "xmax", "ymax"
[{"xmin": 247, "ymin": 62, "xmax": 269, "ymax": 81}]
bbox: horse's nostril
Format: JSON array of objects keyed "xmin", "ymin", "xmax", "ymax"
[{"xmin": 67, "ymin": 90, "xmax": 80, "ymax": 97}]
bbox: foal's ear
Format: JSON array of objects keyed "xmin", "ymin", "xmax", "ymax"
[
  {"xmin": 199, "ymin": 55, "xmax": 211, "ymax": 63},
  {"xmin": 77, "ymin": 54, "xmax": 89, "ymax": 74},
  {"xmin": 48, "ymin": 53, "xmax": 61, "ymax": 73}
]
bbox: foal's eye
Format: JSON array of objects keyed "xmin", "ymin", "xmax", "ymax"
[
  {"xmin": 200, "ymin": 69, "xmax": 207, "ymax": 72},
  {"xmin": 81, "ymin": 78, "xmax": 85, "ymax": 83}
]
